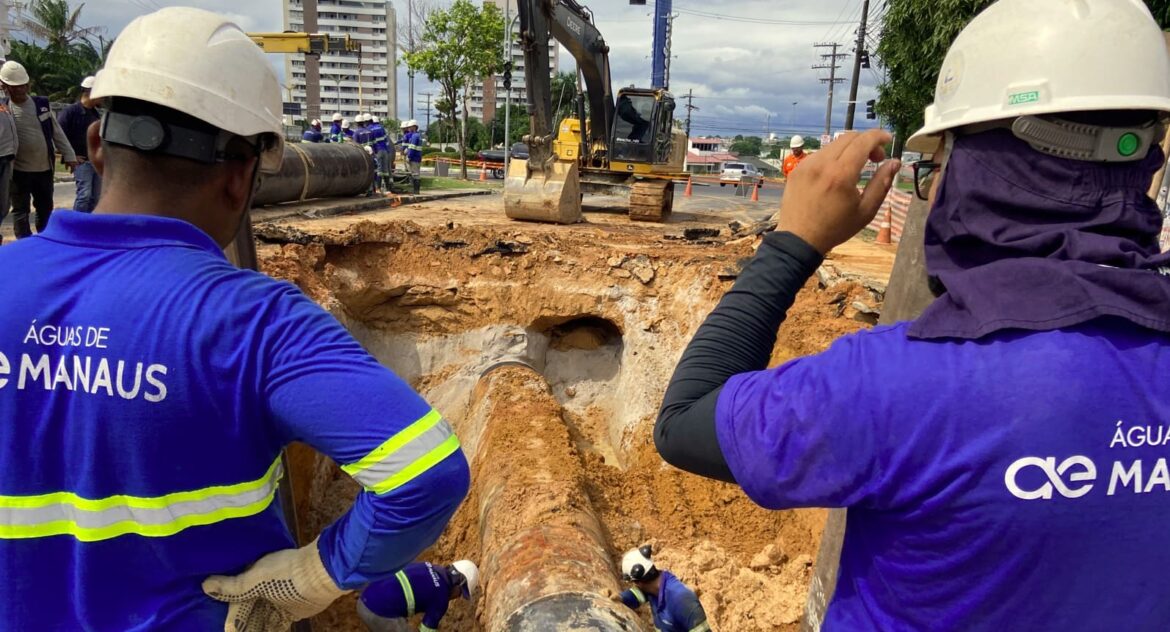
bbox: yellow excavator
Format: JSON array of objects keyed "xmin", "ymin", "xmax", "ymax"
[{"xmin": 506, "ymin": 0, "xmax": 688, "ymax": 224}]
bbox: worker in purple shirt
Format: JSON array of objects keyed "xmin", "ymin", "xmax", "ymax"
[
  {"xmin": 655, "ymin": 0, "xmax": 1170, "ymax": 629},
  {"xmin": 57, "ymin": 75, "xmax": 103, "ymax": 212},
  {"xmin": 617, "ymin": 546, "xmax": 709, "ymax": 632},
  {"xmin": 357, "ymin": 560, "xmax": 479, "ymax": 631}
]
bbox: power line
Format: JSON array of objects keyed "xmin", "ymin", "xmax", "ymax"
[{"xmin": 813, "ymin": 42, "xmax": 847, "ymax": 136}]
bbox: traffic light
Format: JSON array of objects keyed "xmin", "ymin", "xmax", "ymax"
[
  {"xmin": 630, "ymin": 0, "xmax": 647, "ymax": 4},
  {"xmin": 503, "ymin": 60, "xmax": 512, "ymax": 91},
  {"xmin": 860, "ymin": 50, "xmax": 870, "ymax": 69},
  {"xmin": 865, "ymin": 99, "xmax": 877, "ymax": 120}
]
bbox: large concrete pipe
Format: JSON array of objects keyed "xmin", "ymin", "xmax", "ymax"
[
  {"xmin": 252, "ymin": 142, "xmax": 375, "ymax": 206},
  {"xmin": 468, "ymin": 365, "xmax": 642, "ymax": 632}
]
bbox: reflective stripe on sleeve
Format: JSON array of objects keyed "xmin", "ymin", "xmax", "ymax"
[
  {"xmin": 0, "ymin": 457, "xmax": 283, "ymax": 542},
  {"xmin": 689, "ymin": 622, "xmax": 711, "ymax": 632},
  {"xmin": 631, "ymin": 587, "xmax": 647, "ymax": 605},
  {"xmin": 395, "ymin": 570, "xmax": 416, "ymax": 617},
  {"xmin": 341, "ymin": 409, "xmax": 461, "ymax": 495}
]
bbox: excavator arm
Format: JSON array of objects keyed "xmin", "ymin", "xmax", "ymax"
[
  {"xmin": 248, "ymin": 32, "xmax": 361, "ymax": 56},
  {"xmin": 517, "ymin": 0, "xmax": 614, "ymax": 169}
]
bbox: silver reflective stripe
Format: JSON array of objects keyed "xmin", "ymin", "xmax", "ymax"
[
  {"xmin": 0, "ymin": 459, "xmax": 283, "ymax": 541},
  {"xmin": 348, "ymin": 418, "xmax": 453, "ymax": 491}
]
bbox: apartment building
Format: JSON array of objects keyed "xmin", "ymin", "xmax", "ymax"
[
  {"xmin": 283, "ymin": 0, "xmax": 398, "ymax": 122},
  {"xmin": 469, "ymin": 0, "xmax": 558, "ymax": 123}
]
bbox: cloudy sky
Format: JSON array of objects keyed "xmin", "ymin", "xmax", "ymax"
[{"xmin": 79, "ymin": 0, "xmax": 885, "ymax": 139}]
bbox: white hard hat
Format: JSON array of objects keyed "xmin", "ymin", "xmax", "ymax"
[
  {"xmin": 356, "ymin": 113, "xmax": 368, "ymax": 123},
  {"xmin": 907, "ymin": 0, "xmax": 1170, "ymax": 152},
  {"xmin": 91, "ymin": 7, "xmax": 284, "ymax": 172},
  {"xmin": 341, "ymin": 118, "xmax": 350, "ymax": 129},
  {"xmin": 80, "ymin": 75, "xmax": 95, "ymax": 90},
  {"xmin": 790, "ymin": 135, "xmax": 804, "ymax": 149},
  {"xmin": 310, "ymin": 119, "xmax": 321, "ymax": 127},
  {"xmin": 332, "ymin": 112, "xmax": 343, "ymax": 122},
  {"xmin": 451, "ymin": 560, "xmax": 479, "ymax": 600},
  {"xmin": 621, "ymin": 545, "xmax": 657, "ymax": 582},
  {"xmin": 403, "ymin": 119, "xmax": 418, "ymax": 129},
  {"xmin": 0, "ymin": 60, "xmax": 29, "ymax": 86}
]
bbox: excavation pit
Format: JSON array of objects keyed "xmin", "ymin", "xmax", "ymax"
[{"xmin": 257, "ymin": 209, "xmax": 886, "ymax": 631}]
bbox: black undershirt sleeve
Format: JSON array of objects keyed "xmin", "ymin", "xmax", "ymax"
[{"xmin": 654, "ymin": 231, "xmax": 825, "ymax": 482}]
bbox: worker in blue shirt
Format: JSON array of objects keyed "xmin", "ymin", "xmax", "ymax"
[
  {"xmin": 368, "ymin": 114, "xmax": 393, "ymax": 193},
  {"xmin": 329, "ymin": 112, "xmax": 343, "ymax": 143},
  {"xmin": 357, "ymin": 560, "xmax": 478, "ymax": 631},
  {"xmin": 302, "ymin": 118, "xmax": 324, "ymax": 143},
  {"xmin": 0, "ymin": 8, "xmax": 469, "ymax": 631},
  {"xmin": 56, "ymin": 75, "xmax": 103, "ymax": 212},
  {"xmin": 343, "ymin": 118, "xmax": 354, "ymax": 142},
  {"xmin": 399, "ymin": 119, "xmax": 423, "ymax": 195},
  {"xmin": 617, "ymin": 546, "xmax": 709, "ymax": 632},
  {"xmin": 654, "ymin": 1, "xmax": 1170, "ymax": 630},
  {"xmin": 352, "ymin": 114, "xmax": 379, "ymax": 196}
]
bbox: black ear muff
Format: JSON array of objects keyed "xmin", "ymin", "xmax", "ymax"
[{"xmin": 630, "ymin": 564, "xmax": 645, "ymax": 581}]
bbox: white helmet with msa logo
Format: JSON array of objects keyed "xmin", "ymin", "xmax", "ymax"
[{"xmin": 908, "ymin": 0, "xmax": 1170, "ymax": 157}]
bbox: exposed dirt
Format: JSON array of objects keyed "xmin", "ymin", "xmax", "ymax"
[{"xmin": 256, "ymin": 200, "xmax": 887, "ymax": 632}]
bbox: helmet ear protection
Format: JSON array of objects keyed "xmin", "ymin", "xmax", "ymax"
[{"xmin": 623, "ymin": 544, "xmax": 657, "ymax": 582}]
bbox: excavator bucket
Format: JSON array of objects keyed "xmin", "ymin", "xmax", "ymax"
[{"xmin": 504, "ymin": 158, "xmax": 583, "ymax": 224}]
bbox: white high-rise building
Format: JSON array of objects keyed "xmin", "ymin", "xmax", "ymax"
[
  {"xmin": 468, "ymin": 0, "xmax": 558, "ymax": 123},
  {"xmin": 283, "ymin": 0, "xmax": 398, "ymax": 122}
]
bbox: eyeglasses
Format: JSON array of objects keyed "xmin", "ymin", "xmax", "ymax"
[{"xmin": 911, "ymin": 160, "xmax": 940, "ymax": 201}]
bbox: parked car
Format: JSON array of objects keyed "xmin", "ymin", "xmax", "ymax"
[
  {"xmin": 478, "ymin": 143, "xmax": 529, "ymax": 178},
  {"xmin": 720, "ymin": 162, "xmax": 762, "ymax": 186}
]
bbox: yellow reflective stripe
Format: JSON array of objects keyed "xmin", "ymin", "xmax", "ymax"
[
  {"xmin": 689, "ymin": 623, "xmax": 711, "ymax": 632},
  {"xmin": 631, "ymin": 587, "xmax": 647, "ymax": 605},
  {"xmin": 419, "ymin": 627, "xmax": 436, "ymax": 632},
  {"xmin": 396, "ymin": 570, "xmax": 416, "ymax": 617},
  {"xmin": 0, "ymin": 457, "xmax": 282, "ymax": 542},
  {"xmin": 369, "ymin": 434, "xmax": 460, "ymax": 495},
  {"xmin": 342, "ymin": 409, "xmax": 442, "ymax": 477}
]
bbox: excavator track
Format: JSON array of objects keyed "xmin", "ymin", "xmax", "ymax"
[{"xmin": 628, "ymin": 179, "xmax": 674, "ymax": 222}]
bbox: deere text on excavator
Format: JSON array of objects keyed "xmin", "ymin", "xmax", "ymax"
[{"xmin": 506, "ymin": 0, "xmax": 688, "ymax": 224}]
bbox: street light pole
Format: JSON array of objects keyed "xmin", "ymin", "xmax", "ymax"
[{"xmin": 504, "ymin": 12, "xmax": 520, "ymax": 177}]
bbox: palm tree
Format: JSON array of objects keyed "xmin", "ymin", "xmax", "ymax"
[{"xmin": 22, "ymin": 0, "xmax": 100, "ymax": 51}]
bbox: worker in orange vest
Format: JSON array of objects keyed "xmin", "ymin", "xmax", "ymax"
[{"xmin": 782, "ymin": 135, "xmax": 808, "ymax": 178}]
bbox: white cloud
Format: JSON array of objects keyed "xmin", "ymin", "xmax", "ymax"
[{"xmin": 78, "ymin": 0, "xmax": 885, "ymax": 137}]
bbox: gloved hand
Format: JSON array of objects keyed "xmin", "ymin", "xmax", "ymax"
[{"xmin": 202, "ymin": 537, "xmax": 350, "ymax": 631}]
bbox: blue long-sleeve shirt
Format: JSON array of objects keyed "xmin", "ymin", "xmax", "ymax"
[
  {"xmin": 369, "ymin": 122, "xmax": 389, "ymax": 152},
  {"xmin": 400, "ymin": 131, "xmax": 423, "ymax": 163},
  {"xmin": 56, "ymin": 101, "xmax": 100, "ymax": 159},
  {"xmin": 329, "ymin": 121, "xmax": 343, "ymax": 143},
  {"xmin": 360, "ymin": 562, "xmax": 454, "ymax": 629},
  {"xmin": 0, "ymin": 212, "xmax": 469, "ymax": 629},
  {"xmin": 620, "ymin": 571, "xmax": 708, "ymax": 632}
]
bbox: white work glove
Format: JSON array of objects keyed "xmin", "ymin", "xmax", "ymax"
[{"xmin": 202, "ymin": 537, "xmax": 350, "ymax": 632}]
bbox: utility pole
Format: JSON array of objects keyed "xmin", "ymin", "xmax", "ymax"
[
  {"xmin": 844, "ymin": 0, "xmax": 871, "ymax": 131},
  {"xmin": 813, "ymin": 42, "xmax": 847, "ymax": 138},
  {"xmin": 407, "ymin": 0, "xmax": 415, "ymax": 120},
  {"xmin": 418, "ymin": 92, "xmax": 433, "ymax": 132},
  {"xmin": 683, "ymin": 88, "xmax": 698, "ymax": 138}
]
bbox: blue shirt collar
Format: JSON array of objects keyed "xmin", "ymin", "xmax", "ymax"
[{"xmin": 38, "ymin": 210, "xmax": 226, "ymax": 258}]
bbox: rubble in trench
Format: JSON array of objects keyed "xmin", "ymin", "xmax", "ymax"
[{"xmin": 257, "ymin": 215, "xmax": 885, "ymax": 631}]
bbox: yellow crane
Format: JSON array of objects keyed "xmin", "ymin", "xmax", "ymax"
[{"xmin": 248, "ymin": 32, "xmax": 365, "ymax": 118}]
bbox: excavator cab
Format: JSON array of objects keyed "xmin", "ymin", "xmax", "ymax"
[{"xmin": 610, "ymin": 88, "xmax": 676, "ymax": 169}]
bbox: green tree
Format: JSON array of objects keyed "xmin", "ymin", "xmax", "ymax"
[
  {"xmin": 729, "ymin": 135, "xmax": 763, "ymax": 157},
  {"xmin": 489, "ymin": 103, "xmax": 530, "ymax": 147},
  {"xmin": 23, "ymin": 0, "xmax": 99, "ymax": 49},
  {"xmin": 8, "ymin": 1, "xmax": 105, "ymax": 100},
  {"xmin": 876, "ymin": 0, "xmax": 1170, "ymax": 156},
  {"xmin": 405, "ymin": 0, "xmax": 505, "ymax": 178},
  {"xmin": 550, "ymin": 71, "xmax": 580, "ymax": 122}
]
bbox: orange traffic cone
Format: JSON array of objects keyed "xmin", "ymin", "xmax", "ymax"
[
  {"xmin": 479, "ymin": 160, "xmax": 487, "ymax": 182},
  {"xmin": 876, "ymin": 206, "xmax": 892, "ymax": 244},
  {"xmin": 684, "ymin": 177, "xmax": 693, "ymax": 197},
  {"xmin": 751, "ymin": 180, "xmax": 760, "ymax": 202}
]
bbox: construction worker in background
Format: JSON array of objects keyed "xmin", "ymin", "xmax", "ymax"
[
  {"xmin": 369, "ymin": 114, "xmax": 393, "ymax": 193},
  {"xmin": 302, "ymin": 119, "xmax": 324, "ymax": 143},
  {"xmin": 400, "ymin": 119, "xmax": 423, "ymax": 195},
  {"xmin": 0, "ymin": 8, "xmax": 469, "ymax": 630},
  {"xmin": 57, "ymin": 75, "xmax": 103, "ymax": 212},
  {"xmin": 329, "ymin": 112, "xmax": 344, "ymax": 143},
  {"xmin": 1, "ymin": 60, "xmax": 76, "ymax": 238},
  {"xmin": 654, "ymin": 0, "xmax": 1170, "ymax": 629},
  {"xmin": 781, "ymin": 135, "xmax": 806, "ymax": 179},
  {"xmin": 353, "ymin": 114, "xmax": 379, "ymax": 195},
  {"xmin": 356, "ymin": 560, "xmax": 479, "ymax": 631},
  {"xmin": 0, "ymin": 58, "xmax": 18, "ymax": 244},
  {"xmin": 617, "ymin": 546, "xmax": 709, "ymax": 632},
  {"xmin": 342, "ymin": 117, "xmax": 354, "ymax": 142}
]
